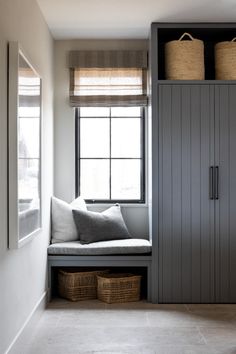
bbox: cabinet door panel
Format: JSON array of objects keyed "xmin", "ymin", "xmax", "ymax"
[
  {"xmin": 180, "ymin": 85, "xmax": 192, "ymax": 303},
  {"xmin": 158, "ymin": 85, "xmax": 215, "ymax": 303},
  {"xmin": 215, "ymin": 85, "xmax": 236, "ymax": 303}
]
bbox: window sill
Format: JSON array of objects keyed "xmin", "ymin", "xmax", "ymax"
[{"xmin": 87, "ymin": 203, "xmax": 148, "ymax": 208}]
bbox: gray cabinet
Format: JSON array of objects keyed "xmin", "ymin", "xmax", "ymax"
[
  {"xmin": 157, "ymin": 84, "xmax": 236, "ymax": 303},
  {"xmin": 215, "ymin": 85, "xmax": 236, "ymax": 303}
]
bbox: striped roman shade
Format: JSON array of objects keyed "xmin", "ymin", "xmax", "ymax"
[
  {"xmin": 69, "ymin": 50, "xmax": 148, "ymax": 107},
  {"xmin": 19, "ymin": 66, "xmax": 41, "ymax": 107}
]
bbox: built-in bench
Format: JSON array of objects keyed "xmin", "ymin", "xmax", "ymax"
[{"xmin": 48, "ymin": 238, "xmax": 152, "ymax": 301}]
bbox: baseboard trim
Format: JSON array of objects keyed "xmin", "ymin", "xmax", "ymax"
[{"xmin": 5, "ymin": 290, "xmax": 48, "ymax": 354}]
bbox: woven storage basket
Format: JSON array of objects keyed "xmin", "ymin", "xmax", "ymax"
[
  {"xmin": 165, "ymin": 32, "xmax": 205, "ymax": 80},
  {"xmin": 58, "ymin": 269, "xmax": 108, "ymax": 301},
  {"xmin": 215, "ymin": 38, "xmax": 236, "ymax": 80},
  {"xmin": 97, "ymin": 273, "xmax": 142, "ymax": 304}
]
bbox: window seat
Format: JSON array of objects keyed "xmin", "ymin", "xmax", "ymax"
[
  {"xmin": 48, "ymin": 238, "xmax": 152, "ymax": 256},
  {"xmin": 48, "ymin": 238, "xmax": 152, "ymax": 302}
]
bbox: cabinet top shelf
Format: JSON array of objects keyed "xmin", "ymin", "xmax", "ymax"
[
  {"xmin": 151, "ymin": 22, "xmax": 236, "ymax": 29},
  {"xmin": 150, "ymin": 22, "xmax": 236, "ymax": 81},
  {"xmin": 157, "ymin": 80, "xmax": 236, "ymax": 85}
]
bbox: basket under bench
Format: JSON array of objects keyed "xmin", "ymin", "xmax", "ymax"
[{"xmin": 48, "ymin": 254, "xmax": 152, "ymax": 302}]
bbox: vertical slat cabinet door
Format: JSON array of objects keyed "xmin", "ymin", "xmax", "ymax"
[
  {"xmin": 215, "ymin": 85, "xmax": 236, "ymax": 303},
  {"xmin": 158, "ymin": 85, "xmax": 215, "ymax": 303}
]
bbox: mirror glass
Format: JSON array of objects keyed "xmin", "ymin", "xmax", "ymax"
[{"xmin": 18, "ymin": 53, "xmax": 41, "ymax": 240}]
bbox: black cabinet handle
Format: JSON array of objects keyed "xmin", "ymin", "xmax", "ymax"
[
  {"xmin": 215, "ymin": 166, "xmax": 219, "ymax": 200},
  {"xmin": 209, "ymin": 166, "xmax": 214, "ymax": 200}
]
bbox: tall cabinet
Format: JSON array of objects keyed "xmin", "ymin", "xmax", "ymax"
[{"xmin": 150, "ymin": 23, "xmax": 236, "ymax": 303}]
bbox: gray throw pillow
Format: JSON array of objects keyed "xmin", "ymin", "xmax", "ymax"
[{"xmin": 72, "ymin": 205, "xmax": 131, "ymax": 244}]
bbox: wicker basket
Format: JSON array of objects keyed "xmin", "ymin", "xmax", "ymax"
[
  {"xmin": 215, "ymin": 38, "xmax": 236, "ymax": 80},
  {"xmin": 58, "ymin": 269, "xmax": 108, "ymax": 301},
  {"xmin": 165, "ymin": 32, "xmax": 205, "ymax": 80},
  {"xmin": 97, "ymin": 273, "xmax": 142, "ymax": 304}
]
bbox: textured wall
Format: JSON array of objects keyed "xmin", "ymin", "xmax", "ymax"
[
  {"xmin": 54, "ymin": 39, "xmax": 149, "ymax": 238},
  {"xmin": 0, "ymin": 1, "xmax": 54, "ymax": 352}
]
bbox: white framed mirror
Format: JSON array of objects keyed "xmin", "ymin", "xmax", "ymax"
[{"xmin": 8, "ymin": 42, "xmax": 42, "ymax": 249}]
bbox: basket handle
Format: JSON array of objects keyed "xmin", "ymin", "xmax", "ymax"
[
  {"xmin": 232, "ymin": 37, "xmax": 236, "ymax": 42},
  {"xmin": 179, "ymin": 32, "xmax": 194, "ymax": 41}
]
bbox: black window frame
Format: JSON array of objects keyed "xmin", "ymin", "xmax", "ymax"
[{"xmin": 75, "ymin": 107, "xmax": 145, "ymax": 204}]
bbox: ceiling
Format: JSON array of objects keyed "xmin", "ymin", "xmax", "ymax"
[{"xmin": 36, "ymin": 0, "xmax": 236, "ymax": 40}]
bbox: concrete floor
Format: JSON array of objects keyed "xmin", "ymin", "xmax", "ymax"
[{"xmin": 13, "ymin": 298, "xmax": 236, "ymax": 354}]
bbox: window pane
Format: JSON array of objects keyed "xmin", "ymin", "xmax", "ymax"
[
  {"xmin": 80, "ymin": 107, "xmax": 109, "ymax": 117},
  {"xmin": 18, "ymin": 107, "xmax": 40, "ymax": 118},
  {"xmin": 18, "ymin": 158, "xmax": 40, "ymax": 239},
  {"xmin": 19, "ymin": 118, "xmax": 40, "ymax": 158},
  {"xmin": 18, "ymin": 159, "xmax": 40, "ymax": 201},
  {"xmin": 111, "ymin": 107, "xmax": 141, "ymax": 117},
  {"xmin": 111, "ymin": 160, "xmax": 141, "ymax": 200},
  {"xmin": 111, "ymin": 118, "xmax": 141, "ymax": 158},
  {"xmin": 80, "ymin": 118, "xmax": 110, "ymax": 158},
  {"xmin": 80, "ymin": 159, "xmax": 110, "ymax": 199}
]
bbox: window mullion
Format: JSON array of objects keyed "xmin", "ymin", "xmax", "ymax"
[
  {"xmin": 141, "ymin": 107, "xmax": 145, "ymax": 202},
  {"xmin": 75, "ymin": 108, "xmax": 80, "ymax": 197},
  {"xmin": 109, "ymin": 107, "xmax": 112, "ymax": 200}
]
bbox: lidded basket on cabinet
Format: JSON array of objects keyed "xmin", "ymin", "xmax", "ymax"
[
  {"xmin": 215, "ymin": 38, "xmax": 236, "ymax": 80},
  {"xmin": 165, "ymin": 32, "xmax": 205, "ymax": 80}
]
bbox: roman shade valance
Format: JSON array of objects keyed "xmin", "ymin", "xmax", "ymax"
[
  {"xmin": 69, "ymin": 50, "xmax": 148, "ymax": 107},
  {"xmin": 19, "ymin": 67, "xmax": 41, "ymax": 107}
]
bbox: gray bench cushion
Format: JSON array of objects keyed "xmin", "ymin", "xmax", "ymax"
[{"xmin": 48, "ymin": 238, "xmax": 152, "ymax": 256}]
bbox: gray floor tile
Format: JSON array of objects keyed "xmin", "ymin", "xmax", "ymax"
[
  {"xmin": 186, "ymin": 304, "xmax": 236, "ymax": 313},
  {"xmin": 11, "ymin": 299, "xmax": 236, "ymax": 354},
  {"xmin": 57, "ymin": 309, "xmax": 149, "ymax": 327},
  {"xmin": 199, "ymin": 327, "xmax": 236, "ymax": 345},
  {"xmin": 213, "ymin": 346, "xmax": 236, "ymax": 354},
  {"xmin": 147, "ymin": 310, "xmax": 236, "ymax": 328}
]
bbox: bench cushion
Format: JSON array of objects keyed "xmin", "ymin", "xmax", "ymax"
[{"xmin": 48, "ymin": 238, "xmax": 151, "ymax": 256}]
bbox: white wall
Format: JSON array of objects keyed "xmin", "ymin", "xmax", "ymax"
[
  {"xmin": 54, "ymin": 39, "xmax": 149, "ymax": 238},
  {"xmin": 0, "ymin": 1, "xmax": 54, "ymax": 353}
]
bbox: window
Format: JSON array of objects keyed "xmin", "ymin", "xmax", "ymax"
[
  {"xmin": 76, "ymin": 106, "xmax": 145, "ymax": 203},
  {"xmin": 70, "ymin": 50, "xmax": 148, "ymax": 203}
]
